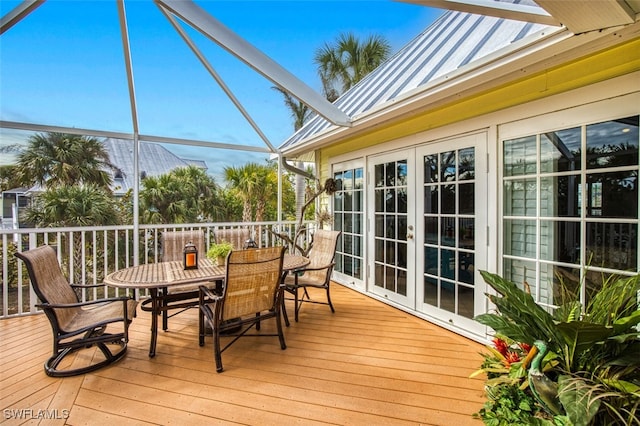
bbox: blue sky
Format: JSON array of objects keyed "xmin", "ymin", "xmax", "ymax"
[{"xmin": 0, "ymin": 1, "xmax": 441, "ymax": 179}]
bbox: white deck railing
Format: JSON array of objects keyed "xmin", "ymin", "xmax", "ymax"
[{"xmin": 0, "ymin": 221, "xmax": 312, "ymax": 319}]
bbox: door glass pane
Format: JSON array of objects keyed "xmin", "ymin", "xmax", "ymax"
[
  {"xmin": 441, "ymin": 184, "xmax": 455, "ymax": 214},
  {"xmin": 458, "ymin": 148, "xmax": 475, "ymax": 180},
  {"xmin": 375, "ymin": 164, "xmax": 385, "ymax": 187},
  {"xmin": 397, "ymin": 160, "xmax": 407, "ymax": 186},
  {"xmin": 541, "ymin": 175, "xmax": 580, "ymax": 217},
  {"xmin": 441, "ymin": 151, "xmax": 456, "ymax": 182},
  {"xmin": 424, "ymin": 185, "xmax": 438, "ymax": 214},
  {"xmin": 586, "ymin": 172, "xmax": 637, "ymax": 218},
  {"xmin": 459, "ymin": 183, "xmax": 474, "ymax": 214},
  {"xmin": 425, "ymin": 217, "xmax": 438, "ymax": 244},
  {"xmin": 424, "ymin": 155, "xmax": 438, "ymax": 183},
  {"xmin": 385, "ymin": 162, "xmax": 395, "ymax": 186}
]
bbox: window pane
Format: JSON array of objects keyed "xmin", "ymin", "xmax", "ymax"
[
  {"xmin": 503, "ymin": 258, "xmax": 537, "ymax": 293},
  {"xmin": 587, "ymin": 116, "xmax": 639, "ymax": 169},
  {"xmin": 540, "ymin": 175, "xmax": 580, "ymax": 217},
  {"xmin": 504, "ymin": 179, "xmax": 537, "ymax": 216},
  {"xmin": 424, "ymin": 246, "xmax": 438, "ymax": 274},
  {"xmin": 504, "ymin": 135, "xmax": 536, "ymax": 176},
  {"xmin": 504, "ymin": 219, "xmax": 536, "ymax": 258},
  {"xmin": 375, "ymin": 215, "xmax": 384, "ymax": 237},
  {"xmin": 441, "ymin": 217, "xmax": 456, "ymax": 247},
  {"xmin": 354, "ymin": 168, "xmax": 363, "ymax": 189},
  {"xmin": 398, "ymin": 216, "xmax": 407, "ymax": 241},
  {"xmin": 344, "ymin": 192, "xmax": 353, "ymax": 211},
  {"xmin": 385, "ymin": 215, "xmax": 396, "ymax": 239},
  {"xmin": 540, "ymin": 220, "xmax": 580, "ymax": 263},
  {"xmin": 586, "ymin": 171, "xmax": 637, "ymax": 218},
  {"xmin": 441, "ymin": 249, "xmax": 455, "ymax": 279},
  {"xmin": 586, "ymin": 222, "xmax": 637, "ymax": 270},
  {"xmin": 540, "ymin": 127, "xmax": 581, "ymax": 173},
  {"xmin": 424, "ymin": 276, "xmax": 438, "ymax": 305},
  {"xmin": 334, "ymin": 192, "xmax": 343, "ymax": 211}
]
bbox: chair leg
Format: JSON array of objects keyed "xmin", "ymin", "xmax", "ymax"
[
  {"xmin": 276, "ymin": 309, "xmax": 287, "ymax": 350},
  {"xmin": 294, "ymin": 286, "xmax": 301, "ymax": 322},
  {"xmin": 326, "ymin": 285, "xmax": 335, "ymax": 313},
  {"xmin": 282, "ymin": 293, "xmax": 290, "ymax": 327},
  {"xmin": 214, "ymin": 324, "xmax": 224, "ymax": 373}
]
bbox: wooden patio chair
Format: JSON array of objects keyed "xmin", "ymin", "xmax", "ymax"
[
  {"xmin": 15, "ymin": 245, "xmax": 137, "ymax": 377},
  {"xmin": 198, "ymin": 246, "xmax": 286, "ymax": 373},
  {"xmin": 282, "ymin": 229, "xmax": 341, "ymax": 324},
  {"xmin": 158, "ymin": 230, "xmax": 208, "ymax": 330}
]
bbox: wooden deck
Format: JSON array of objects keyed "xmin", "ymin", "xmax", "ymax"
[{"xmin": 0, "ymin": 283, "xmax": 487, "ymax": 425}]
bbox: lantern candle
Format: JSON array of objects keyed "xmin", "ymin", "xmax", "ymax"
[{"xmin": 183, "ymin": 241, "xmax": 198, "ymax": 270}]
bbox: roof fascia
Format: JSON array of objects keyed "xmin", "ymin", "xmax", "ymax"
[
  {"xmin": 155, "ymin": 0, "xmax": 352, "ymax": 128},
  {"xmin": 281, "ymin": 22, "xmax": 638, "ymax": 156},
  {"xmin": 399, "ymin": 0, "xmax": 560, "ymax": 26},
  {"xmin": 535, "ymin": 0, "xmax": 636, "ymax": 34}
]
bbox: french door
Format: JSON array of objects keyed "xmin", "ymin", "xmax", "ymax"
[{"xmin": 368, "ymin": 133, "xmax": 487, "ymax": 333}]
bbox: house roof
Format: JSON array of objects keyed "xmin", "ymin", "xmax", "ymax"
[
  {"xmin": 279, "ymin": 5, "xmax": 552, "ymax": 153},
  {"xmin": 102, "ymin": 138, "xmax": 205, "ymax": 196}
]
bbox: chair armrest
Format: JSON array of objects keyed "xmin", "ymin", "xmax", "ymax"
[
  {"xmin": 70, "ymin": 283, "xmax": 109, "ymax": 290},
  {"xmin": 295, "ymin": 262, "xmax": 335, "ymax": 273},
  {"xmin": 199, "ymin": 285, "xmax": 222, "ymax": 302},
  {"xmin": 37, "ymin": 296, "xmax": 133, "ymax": 309}
]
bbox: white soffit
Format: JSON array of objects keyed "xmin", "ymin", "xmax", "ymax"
[
  {"xmin": 403, "ymin": 0, "xmax": 640, "ymax": 34},
  {"xmin": 535, "ymin": 0, "xmax": 637, "ymax": 33},
  {"xmin": 400, "ymin": 0, "xmax": 560, "ymax": 26}
]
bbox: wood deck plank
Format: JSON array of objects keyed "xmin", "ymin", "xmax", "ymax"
[{"xmin": 0, "ymin": 283, "xmax": 487, "ymax": 425}]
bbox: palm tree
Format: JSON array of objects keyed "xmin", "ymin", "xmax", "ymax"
[
  {"xmin": 314, "ymin": 32, "xmax": 391, "ymax": 102},
  {"xmin": 139, "ymin": 166, "xmax": 218, "ymax": 224},
  {"xmin": 16, "ymin": 132, "xmax": 117, "ymax": 189},
  {"xmin": 271, "ymin": 87, "xmax": 311, "ymax": 131},
  {"xmin": 23, "ymin": 184, "xmax": 121, "ymax": 227},
  {"xmin": 224, "ymin": 162, "xmax": 263, "ymax": 223}
]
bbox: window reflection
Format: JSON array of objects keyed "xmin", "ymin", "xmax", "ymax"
[{"xmin": 587, "ymin": 116, "xmax": 639, "ymax": 169}]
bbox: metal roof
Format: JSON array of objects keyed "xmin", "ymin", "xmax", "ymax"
[
  {"xmin": 102, "ymin": 138, "xmax": 204, "ymax": 196},
  {"xmin": 279, "ymin": 6, "xmax": 551, "ymax": 151}
]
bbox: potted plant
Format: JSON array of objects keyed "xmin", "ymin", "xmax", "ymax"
[
  {"xmin": 206, "ymin": 242, "xmax": 233, "ymax": 266},
  {"xmin": 472, "ymin": 271, "xmax": 640, "ymax": 425}
]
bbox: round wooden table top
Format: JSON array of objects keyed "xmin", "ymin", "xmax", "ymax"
[{"xmin": 104, "ymin": 254, "xmax": 309, "ymax": 289}]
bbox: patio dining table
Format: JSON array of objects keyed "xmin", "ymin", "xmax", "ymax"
[{"xmin": 104, "ymin": 254, "xmax": 310, "ymax": 357}]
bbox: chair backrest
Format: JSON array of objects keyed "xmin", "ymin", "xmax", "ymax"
[
  {"xmin": 15, "ymin": 245, "xmax": 79, "ymax": 328},
  {"xmin": 306, "ymin": 230, "xmax": 341, "ymax": 283},
  {"xmin": 222, "ymin": 246, "xmax": 285, "ymax": 320},
  {"xmin": 215, "ymin": 228, "xmax": 251, "ymax": 250},
  {"xmin": 162, "ymin": 230, "xmax": 206, "ymax": 262}
]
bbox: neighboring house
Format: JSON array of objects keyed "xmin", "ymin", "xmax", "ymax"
[
  {"xmin": 0, "ymin": 138, "xmax": 204, "ymax": 227},
  {"xmin": 280, "ymin": 4, "xmax": 640, "ymax": 342},
  {"xmin": 102, "ymin": 138, "xmax": 206, "ymax": 197}
]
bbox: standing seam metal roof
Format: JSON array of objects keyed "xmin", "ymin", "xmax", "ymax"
[{"xmin": 279, "ymin": 4, "xmax": 551, "ymax": 151}]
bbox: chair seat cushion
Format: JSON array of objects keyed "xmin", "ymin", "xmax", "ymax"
[{"xmin": 63, "ymin": 299, "xmax": 138, "ymax": 332}]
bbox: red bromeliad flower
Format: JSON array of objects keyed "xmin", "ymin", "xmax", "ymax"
[
  {"xmin": 504, "ymin": 351, "xmax": 521, "ymax": 366},
  {"xmin": 519, "ymin": 342, "xmax": 532, "ymax": 353},
  {"xmin": 493, "ymin": 338, "xmax": 509, "ymax": 357}
]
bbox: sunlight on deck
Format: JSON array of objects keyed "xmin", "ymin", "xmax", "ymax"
[{"xmin": 1, "ymin": 283, "xmax": 486, "ymax": 425}]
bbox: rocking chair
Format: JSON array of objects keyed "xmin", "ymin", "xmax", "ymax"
[{"xmin": 15, "ymin": 245, "xmax": 137, "ymax": 377}]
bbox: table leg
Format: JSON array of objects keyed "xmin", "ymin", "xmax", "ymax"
[{"xmin": 149, "ymin": 288, "xmax": 158, "ymax": 357}]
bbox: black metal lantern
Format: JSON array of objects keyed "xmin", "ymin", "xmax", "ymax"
[{"xmin": 183, "ymin": 241, "xmax": 198, "ymax": 270}]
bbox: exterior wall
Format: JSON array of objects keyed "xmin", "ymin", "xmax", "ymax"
[{"xmin": 316, "ymin": 36, "xmax": 639, "ymax": 342}]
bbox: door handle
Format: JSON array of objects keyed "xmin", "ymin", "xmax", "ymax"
[{"xmin": 407, "ymin": 233, "xmax": 414, "ymax": 240}]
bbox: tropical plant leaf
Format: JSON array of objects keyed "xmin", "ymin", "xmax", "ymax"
[
  {"xmin": 557, "ymin": 375, "xmax": 600, "ymax": 426},
  {"xmin": 601, "ymin": 378, "xmax": 640, "ymax": 394},
  {"xmin": 612, "ymin": 310, "xmax": 640, "ymax": 334},
  {"xmin": 604, "ymin": 342, "xmax": 640, "ymax": 366},
  {"xmin": 556, "ymin": 321, "xmax": 613, "ymax": 369}
]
